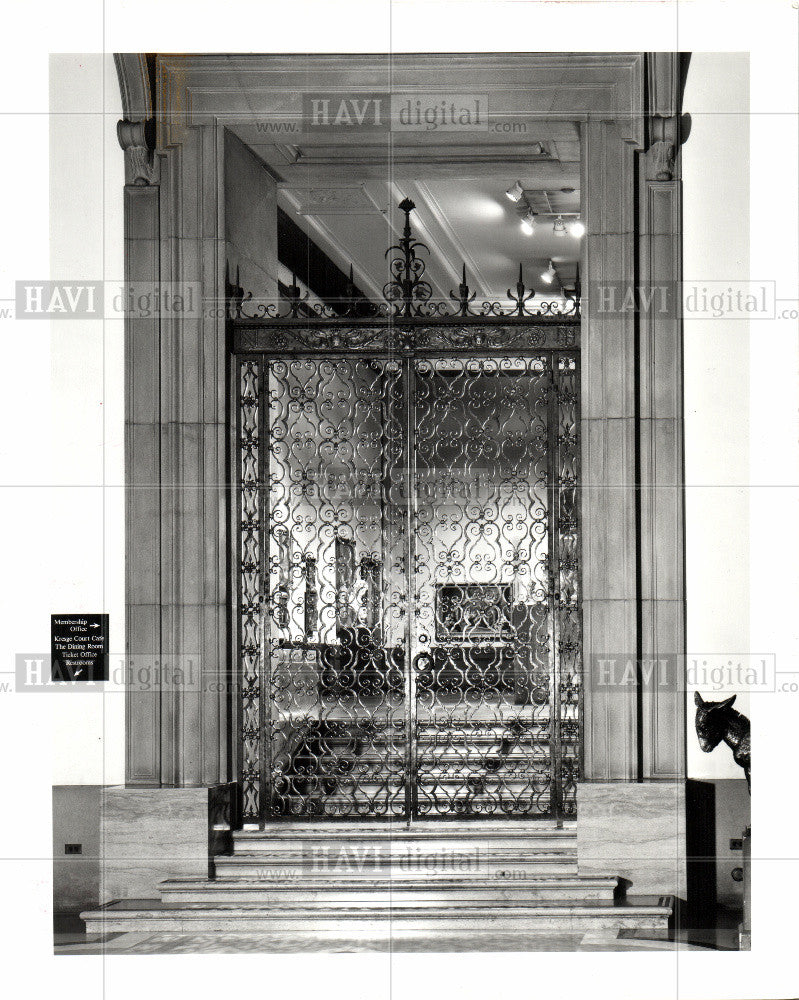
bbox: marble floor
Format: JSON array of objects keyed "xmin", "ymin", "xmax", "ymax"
[{"xmin": 54, "ymin": 923, "xmax": 739, "ymax": 955}]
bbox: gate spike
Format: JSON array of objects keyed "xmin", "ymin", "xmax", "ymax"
[
  {"xmin": 508, "ymin": 262, "xmax": 534, "ymax": 316},
  {"xmin": 450, "ymin": 260, "xmax": 475, "ymax": 316}
]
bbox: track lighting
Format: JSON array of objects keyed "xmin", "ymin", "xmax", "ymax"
[
  {"xmin": 520, "ymin": 210, "xmax": 536, "ymax": 236},
  {"xmin": 505, "ymin": 181, "xmax": 524, "ymax": 202},
  {"xmin": 541, "ymin": 260, "xmax": 557, "ymax": 285},
  {"xmin": 553, "ymin": 215, "xmax": 567, "ymax": 236},
  {"xmin": 568, "ymin": 218, "xmax": 585, "ymax": 238}
]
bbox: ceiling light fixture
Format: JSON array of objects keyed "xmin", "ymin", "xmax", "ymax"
[
  {"xmin": 541, "ymin": 260, "xmax": 557, "ymax": 285},
  {"xmin": 520, "ymin": 209, "xmax": 537, "ymax": 236},
  {"xmin": 505, "ymin": 181, "xmax": 524, "ymax": 202},
  {"xmin": 568, "ymin": 218, "xmax": 586, "ymax": 238},
  {"xmin": 553, "ymin": 215, "xmax": 567, "ymax": 236}
]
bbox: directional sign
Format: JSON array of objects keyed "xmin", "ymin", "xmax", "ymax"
[{"xmin": 50, "ymin": 614, "xmax": 109, "ymax": 681}]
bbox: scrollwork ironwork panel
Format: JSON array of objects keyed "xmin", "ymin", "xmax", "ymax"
[
  {"xmin": 237, "ymin": 336, "xmax": 581, "ymax": 822},
  {"xmin": 265, "ymin": 359, "xmax": 408, "ymax": 818},
  {"xmin": 553, "ymin": 354, "xmax": 581, "ymax": 817},
  {"xmin": 412, "ymin": 357, "xmax": 555, "ymax": 817},
  {"xmin": 239, "ymin": 361, "xmax": 263, "ymax": 822}
]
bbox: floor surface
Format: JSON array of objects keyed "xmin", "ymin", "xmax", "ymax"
[{"xmin": 54, "ymin": 922, "xmax": 739, "ymax": 954}]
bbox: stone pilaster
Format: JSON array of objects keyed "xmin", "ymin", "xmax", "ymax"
[
  {"xmin": 156, "ymin": 121, "xmax": 230, "ymax": 788},
  {"xmin": 638, "ymin": 52, "xmax": 687, "ymax": 780},
  {"xmin": 120, "ymin": 111, "xmax": 232, "ymax": 788},
  {"xmin": 580, "ymin": 119, "xmax": 640, "ymax": 780},
  {"xmin": 120, "ymin": 117, "xmax": 162, "ymax": 785}
]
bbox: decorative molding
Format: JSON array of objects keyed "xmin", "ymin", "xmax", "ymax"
[
  {"xmin": 289, "ymin": 185, "xmax": 384, "ymax": 216},
  {"xmin": 645, "ymin": 53, "xmax": 688, "ymax": 181},
  {"xmin": 155, "ymin": 52, "xmax": 646, "ymax": 150},
  {"xmin": 117, "ymin": 119, "xmax": 157, "ymax": 186},
  {"xmin": 233, "ymin": 321, "xmax": 579, "ymax": 356},
  {"xmin": 646, "ymin": 51, "xmax": 681, "ymax": 119},
  {"xmin": 647, "ymin": 116, "xmax": 679, "ymax": 181},
  {"xmin": 114, "ymin": 53, "xmax": 152, "ymax": 121}
]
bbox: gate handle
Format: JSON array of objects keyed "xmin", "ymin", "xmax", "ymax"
[{"xmin": 412, "ymin": 651, "xmax": 433, "ymax": 671}]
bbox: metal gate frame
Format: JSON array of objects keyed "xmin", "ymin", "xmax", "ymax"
[{"xmin": 229, "ymin": 200, "xmax": 581, "ymax": 826}]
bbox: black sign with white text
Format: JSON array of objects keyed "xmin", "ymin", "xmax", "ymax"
[{"xmin": 50, "ymin": 614, "xmax": 109, "ymax": 681}]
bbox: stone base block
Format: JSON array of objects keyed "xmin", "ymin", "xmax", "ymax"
[
  {"xmin": 577, "ymin": 782, "xmax": 686, "ymax": 897},
  {"xmin": 100, "ymin": 785, "xmax": 234, "ymax": 903}
]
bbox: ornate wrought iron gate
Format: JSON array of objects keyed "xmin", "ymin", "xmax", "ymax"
[{"xmin": 232, "ymin": 202, "xmax": 581, "ymax": 824}]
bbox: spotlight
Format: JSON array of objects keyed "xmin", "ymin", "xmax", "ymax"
[
  {"xmin": 568, "ymin": 218, "xmax": 585, "ymax": 238},
  {"xmin": 520, "ymin": 210, "xmax": 536, "ymax": 236},
  {"xmin": 541, "ymin": 260, "xmax": 557, "ymax": 285},
  {"xmin": 505, "ymin": 181, "xmax": 524, "ymax": 203},
  {"xmin": 553, "ymin": 215, "xmax": 567, "ymax": 236}
]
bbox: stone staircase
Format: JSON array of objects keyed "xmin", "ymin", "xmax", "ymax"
[{"xmin": 82, "ymin": 821, "xmax": 673, "ymax": 940}]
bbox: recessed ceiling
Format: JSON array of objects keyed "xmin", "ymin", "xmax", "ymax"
[{"xmin": 229, "ymin": 124, "xmax": 581, "ymax": 300}]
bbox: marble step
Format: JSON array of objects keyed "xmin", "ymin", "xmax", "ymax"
[
  {"xmin": 215, "ymin": 851, "xmax": 578, "ymax": 877},
  {"xmin": 232, "ymin": 823, "xmax": 576, "ymax": 854},
  {"xmin": 160, "ymin": 874, "xmax": 616, "ymax": 905},
  {"xmin": 82, "ymin": 897, "xmax": 672, "ymax": 935}
]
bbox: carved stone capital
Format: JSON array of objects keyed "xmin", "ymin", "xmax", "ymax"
[
  {"xmin": 117, "ymin": 119, "xmax": 157, "ymax": 186},
  {"xmin": 645, "ymin": 52, "xmax": 691, "ymax": 181},
  {"xmin": 647, "ymin": 115, "xmax": 680, "ymax": 180}
]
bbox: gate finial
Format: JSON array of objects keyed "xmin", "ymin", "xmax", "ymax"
[
  {"xmin": 507, "ymin": 263, "xmax": 536, "ymax": 317},
  {"xmin": 383, "ymin": 198, "xmax": 433, "ymax": 316}
]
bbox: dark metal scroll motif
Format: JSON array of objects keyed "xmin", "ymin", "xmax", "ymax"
[
  {"xmin": 383, "ymin": 197, "xmax": 434, "ymax": 316},
  {"xmin": 227, "ymin": 200, "xmax": 579, "ymax": 322},
  {"xmin": 554, "ymin": 355, "xmax": 581, "ymax": 815},
  {"xmin": 241, "ymin": 347, "xmax": 581, "ymax": 821},
  {"xmin": 265, "ymin": 359, "xmax": 408, "ymax": 818},
  {"xmin": 412, "ymin": 356, "xmax": 580, "ymax": 817},
  {"xmin": 232, "ymin": 200, "xmax": 582, "ymax": 822},
  {"xmin": 239, "ymin": 362, "xmax": 263, "ymax": 821},
  {"xmin": 233, "ymin": 323, "xmax": 578, "ymax": 357}
]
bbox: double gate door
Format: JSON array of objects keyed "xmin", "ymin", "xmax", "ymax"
[{"xmin": 237, "ymin": 338, "xmax": 580, "ymax": 823}]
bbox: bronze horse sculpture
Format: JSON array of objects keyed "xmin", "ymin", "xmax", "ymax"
[{"xmin": 694, "ymin": 692, "xmax": 750, "ymax": 789}]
